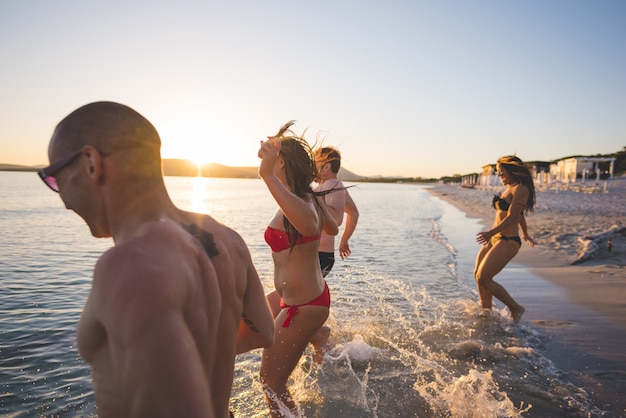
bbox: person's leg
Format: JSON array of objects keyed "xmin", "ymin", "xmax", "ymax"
[
  {"xmin": 475, "ymin": 241, "xmax": 525, "ymax": 323},
  {"xmin": 474, "ymin": 244, "xmax": 494, "ymax": 309},
  {"xmin": 309, "ymin": 325, "xmax": 331, "ymax": 364},
  {"xmin": 266, "ymin": 290, "xmax": 282, "ymax": 317},
  {"xmin": 260, "ymin": 306, "xmax": 329, "ymax": 417},
  {"xmin": 268, "ymin": 289, "xmax": 332, "ymax": 364},
  {"xmin": 314, "ymin": 254, "xmax": 335, "ymax": 362}
]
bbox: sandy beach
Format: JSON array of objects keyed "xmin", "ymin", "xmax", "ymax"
[{"xmin": 427, "ymin": 177, "xmax": 626, "ymax": 414}]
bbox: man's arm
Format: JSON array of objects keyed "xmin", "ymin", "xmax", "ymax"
[
  {"xmin": 236, "ymin": 254, "xmax": 274, "ymax": 354},
  {"xmin": 124, "ymin": 312, "xmax": 215, "ymax": 417},
  {"xmin": 96, "ymin": 237, "xmax": 219, "ymax": 417},
  {"xmin": 339, "ymin": 191, "xmax": 359, "ymax": 259}
]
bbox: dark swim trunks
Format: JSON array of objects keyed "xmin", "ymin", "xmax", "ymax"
[{"xmin": 318, "ymin": 251, "xmax": 335, "ymax": 277}]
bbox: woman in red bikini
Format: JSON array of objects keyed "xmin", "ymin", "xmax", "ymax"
[
  {"xmin": 475, "ymin": 155, "xmax": 536, "ymax": 324},
  {"xmin": 258, "ymin": 121, "xmax": 338, "ymax": 417}
]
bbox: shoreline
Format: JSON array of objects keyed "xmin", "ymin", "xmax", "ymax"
[
  {"xmin": 426, "ymin": 182, "xmax": 626, "ymax": 331},
  {"xmin": 426, "ymin": 181, "xmax": 626, "ymax": 414}
]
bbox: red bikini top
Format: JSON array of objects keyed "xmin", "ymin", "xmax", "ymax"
[{"xmin": 264, "ymin": 226, "xmax": 320, "ymax": 252}]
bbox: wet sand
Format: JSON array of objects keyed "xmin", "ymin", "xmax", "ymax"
[{"xmin": 427, "ymin": 177, "xmax": 626, "ymax": 415}]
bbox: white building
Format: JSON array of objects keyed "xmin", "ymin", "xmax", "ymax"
[{"xmin": 550, "ymin": 157, "xmax": 616, "ymax": 183}]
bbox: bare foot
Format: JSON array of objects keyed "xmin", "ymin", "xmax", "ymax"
[
  {"xmin": 478, "ymin": 308, "xmax": 492, "ymax": 318},
  {"xmin": 310, "ymin": 326, "xmax": 333, "ymax": 364},
  {"xmin": 510, "ymin": 306, "xmax": 525, "ymax": 324}
]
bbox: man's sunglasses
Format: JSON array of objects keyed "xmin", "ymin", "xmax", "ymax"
[{"xmin": 38, "ymin": 149, "xmax": 83, "ymax": 192}]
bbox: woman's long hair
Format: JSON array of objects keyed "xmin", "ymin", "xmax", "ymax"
[
  {"xmin": 274, "ymin": 121, "xmax": 326, "ymax": 249},
  {"xmin": 275, "ymin": 121, "xmax": 318, "ymax": 200},
  {"xmin": 497, "ymin": 155, "xmax": 536, "ymax": 213}
]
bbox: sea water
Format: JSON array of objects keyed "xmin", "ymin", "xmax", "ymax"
[{"xmin": 0, "ymin": 172, "xmax": 609, "ymax": 417}]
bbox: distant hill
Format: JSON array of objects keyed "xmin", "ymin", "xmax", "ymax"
[
  {"xmin": 0, "ymin": 159, "xmax": 365, "ymax": 180},
  {"xmin": 163, "ymin": 159, "xmax": 259, "ymax": 178},
  {"xmin": 0, "ymin": 164, "xmax": 41, "ymax": 172},
  {"xmin": 163, "ymin": 160, "xmax": 365, "ymax": 180},
  {"xmin": 337, "ymin": 167, "xmax": 363, "ymax": 182}
]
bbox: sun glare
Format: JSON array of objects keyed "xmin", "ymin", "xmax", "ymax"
[{"xmin": 158, "ymin": 113, "xmax": 257, "ymax": 168}]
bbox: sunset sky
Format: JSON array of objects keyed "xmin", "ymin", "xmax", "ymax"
[{"xmin": 1, "ymin": 1, "xmax": 624, "ymax": 178}]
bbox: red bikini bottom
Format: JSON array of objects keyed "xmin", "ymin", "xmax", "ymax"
[{"xmin": 279, "ymin": 282, "xmax": 330, "ymax": 328}]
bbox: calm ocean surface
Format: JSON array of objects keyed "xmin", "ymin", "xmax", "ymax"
[{"xmin": 0, "ymin": 171, "xmax": 611, "ymax": 417}]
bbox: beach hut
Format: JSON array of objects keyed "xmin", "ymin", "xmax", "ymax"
[
  {"xmin": 525, "ymin": 161, "xmax": 551, "ymax": 183},
  {"xmin": 550, "ymin": 157, "xmax": 616, "ymax": 183},
  {"xmin": 479, "ymin": 164, "xmax": 500, "ymax": 187}
]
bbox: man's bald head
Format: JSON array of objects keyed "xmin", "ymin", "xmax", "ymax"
[
  {"xmin": 50, "ymin": 101, "xmax": 163, "ymax": 180},
  {"xmin": 51, "ymin": 101, "xmax": 160, "ymax": 156}
]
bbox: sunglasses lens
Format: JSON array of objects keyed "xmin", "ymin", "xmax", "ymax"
[
  {"xmin": 37, "ymin": 149, "xmax": 83, "ymax": 193},
  {"xmin": 44, "ymin": 175, "xmax": 59, "ymax": 192}
]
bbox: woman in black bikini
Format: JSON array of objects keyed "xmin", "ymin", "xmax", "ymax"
[
  {"xmin": 475, "ymin": 155, "xmax": 536, "ymax": 323},
  {"xmin": 258, "ymin": 121, "xmax": 338, "ymax": 417}
]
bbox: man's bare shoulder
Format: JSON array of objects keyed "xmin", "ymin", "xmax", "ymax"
[
  {"xmin": 177, "ymin": 210, "xmax": 251, "ymax": 257},
  {"xmin": 92, "ymin": 220, "xmax": 220, "ymax": 323},
  {"xmin": 317, "ymin": 178, "xmax": 345, "ymax": 193},
  {"xmin": 98, "ymin": 222, "xmax": 199, "ymax": 281}
]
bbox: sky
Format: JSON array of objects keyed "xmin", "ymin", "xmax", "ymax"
[{"xmin": 1, "ymin": 1, "xmax": 624, "ymax": 178}]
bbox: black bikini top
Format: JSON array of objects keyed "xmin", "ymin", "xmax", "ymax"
[{"xmin": 492, "ymin": 195, "xmax": 511, "ymax": 211}]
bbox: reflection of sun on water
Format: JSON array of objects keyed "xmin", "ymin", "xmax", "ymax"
[
  {"xmin": 191, "ymin": 158, "xmax": 202, "ymax": 177},
  {"xmin": 190, "ymin": 176, "xmax": 209, "ymax": 213}
]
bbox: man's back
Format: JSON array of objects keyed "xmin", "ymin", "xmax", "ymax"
[
  {"xmin": 77, "ymin": 218, "xmax": 221, "ymax": 417},
  {"xmin": 77, "ymin": 207, "xmax": 272, "ymax": 418},
  {"xmin": 174, "ymin": 210, "xmax": 274, "ymax": 416}
]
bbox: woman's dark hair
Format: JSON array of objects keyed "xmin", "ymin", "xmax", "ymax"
[
  {"xmin": 497, "ymin": 155, "xmax": 536, "ymax": 213},
  {"xmin": 275, "ymin": 121, "xmax": 318, "ymax": 200},
  {"xmin": 274, "ymin": 121, "xmax": 325, "ymax": 249}
]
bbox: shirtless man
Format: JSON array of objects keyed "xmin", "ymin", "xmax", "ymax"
[
  {"xmin": 308, "ymin": 146, "xmax": 359, "ymax": 362},
  {"xmin": 38, "ymin": 102, "xmax": 274, "ymax": 417},
  {"xmin": 314, "ymin": 146, "xmax": 359, "ymax": 277}
]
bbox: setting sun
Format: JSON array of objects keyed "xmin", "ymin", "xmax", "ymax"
[{"xmin": 158, "ymin": 113, "xmax": 258, "ymax": 168}]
